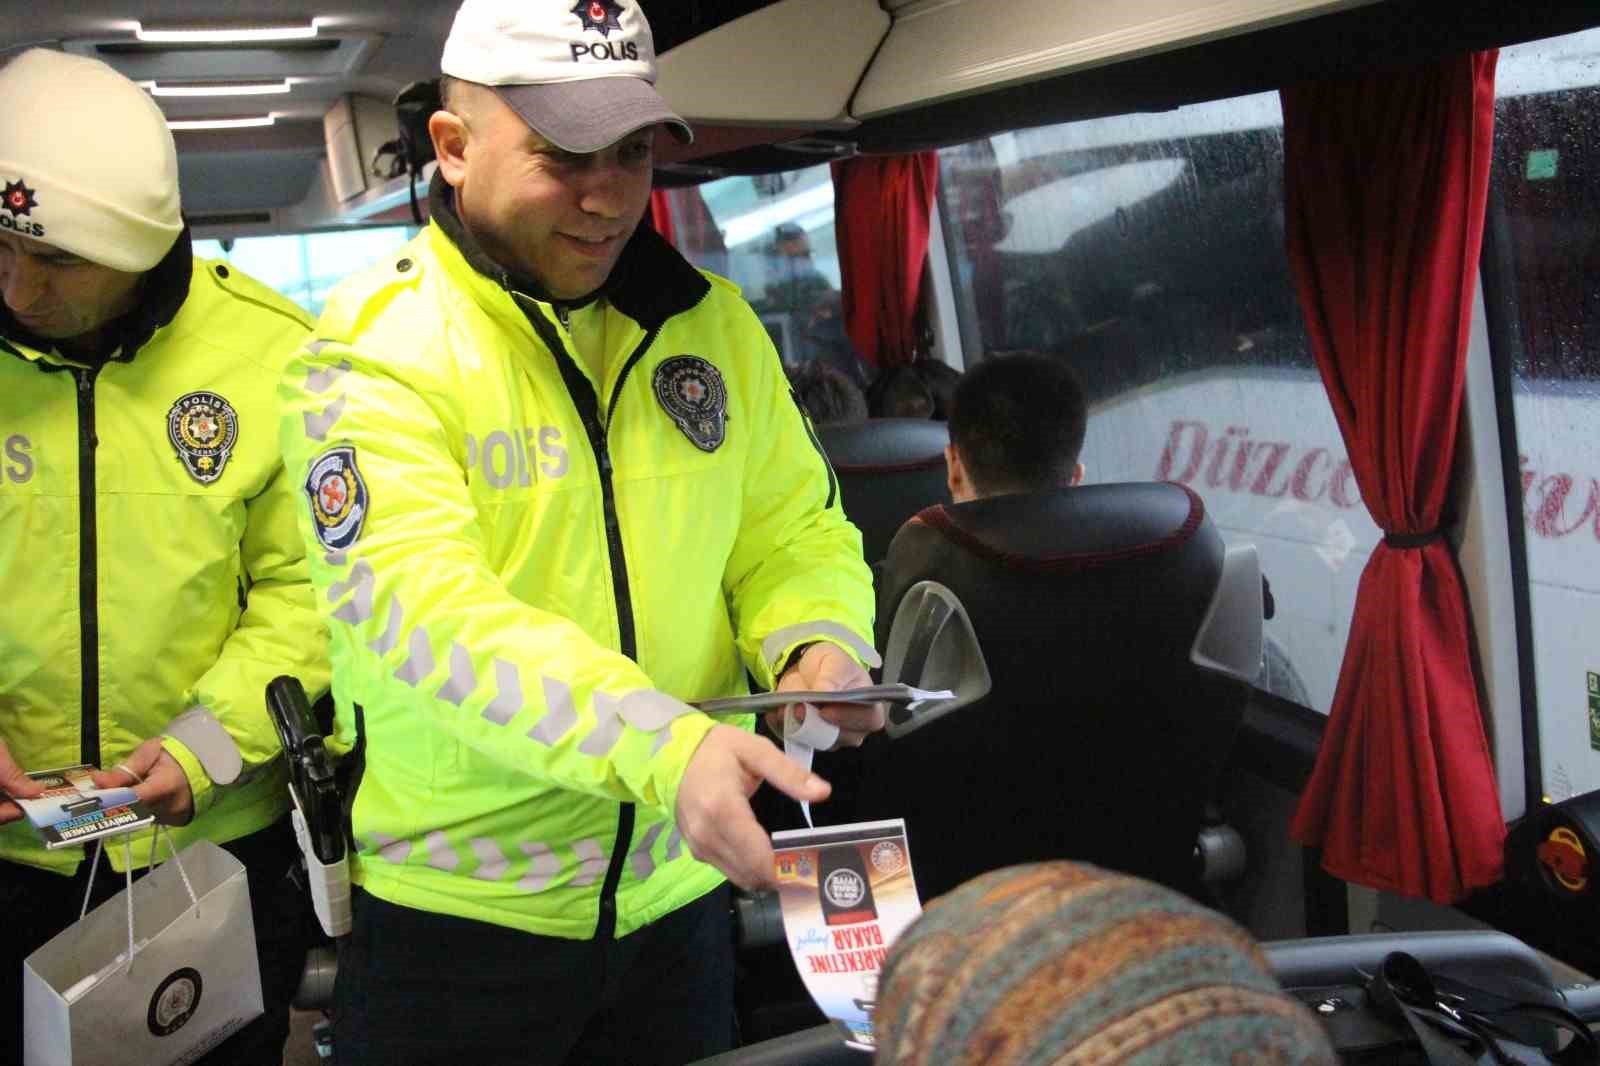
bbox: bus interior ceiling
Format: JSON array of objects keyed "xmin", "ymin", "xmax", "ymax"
[{"xmin": 4, "ymin": 1, "xmax": 1598, "ymax": 225}]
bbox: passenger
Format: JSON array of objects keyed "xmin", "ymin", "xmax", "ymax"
[
  {"xmin": 943, "ymin": 350, "xmax": 1087, "ymax": 501},
  {"xmin": 870, "ymin": 364, "xmax": 937, "ymax": 419},
  {"xmin": 759, "ymin": 221, "xmax": 834, "ymax": 319},
  {"xmin": 0, "ymin": 48, "xmax": 330, "ymax": 1066},
  {"xmin": 911, "ymin": 358, "xmax": 963, "ymax": 421},
  {"xmin": 789, "ymin": 361, "xmax": 870, "ymax": 425},
  {"xmin": 274, "ymin": 1, "xmax": 881, "ymax": 1063},
  {"xmin": 874, "ymin": 861, "xmax": 1338, "ymax": 1065}
]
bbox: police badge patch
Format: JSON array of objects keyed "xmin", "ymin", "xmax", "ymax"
[
  {"xmin": 167, "ymin": 391, "xmax": 239, "ymax": 484},
  {"xmin": 652, "ymin": 355, "xmax": 727, "ymax": 452},
  {"xmin": 305, "ymin": 446, "xmax": 369, "ymax": 551}
]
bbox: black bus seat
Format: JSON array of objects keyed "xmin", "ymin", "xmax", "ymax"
[
  {"xmin": 827, "ymin": 481, "xmax": 1259, "ymax": 902},
  {"xmin": 815, "ymin": 418, "xmax": 950, "ymax": 567}
]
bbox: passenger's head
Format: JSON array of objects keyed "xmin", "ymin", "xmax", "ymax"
[
  {"xmin": 0, "ymin": 49, "xmax": 182, "ymax": 348},
  {"xmin": 875, "ymin": 862, "xmax": 1338, "ymax": 1066},
  {"xmin": 945, "ymin": 351, "xmax": 1087, "ymax": 503},
  {"xmin": 431, "ymin": 0, "xmax": 692, "ymax": 299},
  {"xmin": 789, "ymin": 362, "xmax": 868, "ymax": 425},
  {"xmin": 871, "ymin": 366, "xmax": 935, "ymax": 419},
  {"xmin": 911, "ymin": 359, "xmax": 962, "ymax": 421}
]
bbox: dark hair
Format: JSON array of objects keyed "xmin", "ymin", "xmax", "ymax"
[
  {"xmin": 948, "ymin": 352, "xmax": 1087, "ymax": 496},
  {"xmin": 912, "ymin": 360, "xmax": 962, "ymax": 420},
  {"xmin": 869, "ymin": 366, "xmax": 935, "ymax": 419},
  {"xmin": 789, "ymin": 362, "xmax": 869, "ymax": 425}
]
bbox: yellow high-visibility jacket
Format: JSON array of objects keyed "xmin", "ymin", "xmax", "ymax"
[
  {"xmin": 0, "ymin": 241, "xmax": 331, "ymax": 874},
  {"xmin": 277, "ymin": 192, "xmax": 876, "ymax": 939}
]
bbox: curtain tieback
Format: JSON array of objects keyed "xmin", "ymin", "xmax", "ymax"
[{"xmin": 1383, "ymin": 529, "xmax": 1445, "ymax": 549}]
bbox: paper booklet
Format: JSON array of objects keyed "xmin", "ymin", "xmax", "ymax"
[
  {"xmin": 14, "ymin": 765, "xmax": 157, "ymax": 850},
  {"xmin": 694, "ymin": 684, "xmax": 954, "ymax": 716},
  {"xmin": 771, "ymin": 819, "xmax": 924, "ymax": 1051}
]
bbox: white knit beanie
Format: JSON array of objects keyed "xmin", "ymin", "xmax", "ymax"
[{"xmin": 0, "ymin": 49, "xmax": 182, "ymax": 273}]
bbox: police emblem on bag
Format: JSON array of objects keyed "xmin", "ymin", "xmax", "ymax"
[
  {"xmin": 305, "ymin": 445, "xmax": 369, "ymax": 550},
  {"xmin": 653, "ymin": 355, "xmax": 727, "ymax": 452},
  {"xmin": 167, "ymin": 391, "xmax": 239, "ymax": 484},
  {"xmin": 147, "ymin": 967, "xmax": 203, "ymax": 1037}
]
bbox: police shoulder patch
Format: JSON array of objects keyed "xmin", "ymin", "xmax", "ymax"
[
  {"xmin": 652, "ymin": 354, "xmax": 728, "ymax": 453},
  {"xmin": 305, "ymin": 445, "xmax": 369, "ymax": 551},
  {"xmin": 167, "ymin": 391, "xmax": 239, "ymax": 484}
]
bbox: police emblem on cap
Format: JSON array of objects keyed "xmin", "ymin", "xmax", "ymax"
[
  {"xmin": 653, "ymin": 355, "xmax": 727, "ymax": 452},
  {"xmin": 305, "ymin": 446, "xmax": 369, "ymax": 551},
  {"xmin": 572, "ymin": 0, "xmax": 624, "ymax": 36},
  {"xmin": 167, "ymin": 391, "xmax": 239, "ymax": 484}
]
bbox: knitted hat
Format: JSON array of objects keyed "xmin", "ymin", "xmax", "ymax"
[
  {"xmin": 874, "ymin": 862, "xmax": 1338, "ymax": 1066},
  {"xmin": 0, "ymin": 49, "xmax": 182, "ymax": 273}
]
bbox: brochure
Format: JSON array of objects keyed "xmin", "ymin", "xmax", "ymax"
[
  {"xmin": 771, "ymin": 819, "xmax": 923, "ymax": 1051},
  {"xmin": 14, "ymin": 765, "xmax": 157, "ymax": 850},
  {"xmin": 694, "ymin": 684, "xmax": 954, "ymax": 716}
]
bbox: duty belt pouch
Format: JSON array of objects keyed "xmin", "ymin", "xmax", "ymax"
[{"xmin": 22, "ymin": 831, "xmax": 263, "ymax": 1066}]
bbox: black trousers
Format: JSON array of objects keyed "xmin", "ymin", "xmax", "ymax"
[
  {"xmin": 0, "ymin": 816, "xmax": 312, "ymax": 1066},
  {"xmin": 334, "ymin": 883, "xmax": 735, "ymax": 1066}
]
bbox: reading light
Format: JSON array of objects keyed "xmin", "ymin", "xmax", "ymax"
[
  {"xmin": 141, "ymin": 80, "xmax": 293, "ymax": 97},
  {"xmin": 167, "ymin": 116, "xmax": 277, "ymax": 131},
  {"xmin": 135, "ymin": 20, "xmax": 320, "ymax": 43}
]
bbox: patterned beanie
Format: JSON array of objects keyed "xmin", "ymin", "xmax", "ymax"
[
  {"xmin": 0, "ymin": 49, "xmax": 182, "ymax": 272},
  {"xmin": 874, "ymin": 862, "xmax": 1337, "ymax": 1066}
]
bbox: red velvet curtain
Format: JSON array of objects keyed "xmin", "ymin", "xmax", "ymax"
[
  {"xmin": 1284, "ymin": 53, "xmax": 1505, "ymax": 903},
  {"xmin": 831, "ymin": 153, "xmax": 940, "ymax": 369},
  {"xmin": 648, "ymin": 189, "xmax": 677, "ymax": 245}
]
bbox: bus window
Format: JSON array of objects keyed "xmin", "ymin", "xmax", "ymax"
[
  {"xmin": 192, "ymin": 225, "xmax": 420, "ymax": 318},
  {"xmin": 1485, "ymin": 27, "xmax": 1600, "ymax": 802},
  {"xmin": 934, "ymin": 92, "xmax": 1383, "ymax": 713},
  {"xmin": 656, "ymin": 164, "xmax": 870, "ymax": 386}
]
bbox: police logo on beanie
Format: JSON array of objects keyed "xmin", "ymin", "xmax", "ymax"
[{"xmin": 0, "ymin": 179, "xmax": 43, "ymax": 239}]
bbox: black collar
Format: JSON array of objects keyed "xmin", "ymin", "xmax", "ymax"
[
  {"xmin": 0, "ymin": 227, "xmax": 193, "ymax": 367},
  {"xmin": 428, "ymin": 171, "xmax": 709, "ymax": 332}
]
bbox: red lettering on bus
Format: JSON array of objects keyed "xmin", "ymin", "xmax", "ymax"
[
  {"xmin": 1292, "ymin": 448, "xmax": 1331, "ymax": 502},
  {"xmin": 1155, "ymin": 420, "xmax": 1207, "ymax": 482}
]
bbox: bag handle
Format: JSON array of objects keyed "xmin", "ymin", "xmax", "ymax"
[
  {"xmin": 1370, "ymin": 951, "xmax": 1600, "ymax": 1066},
  {"xmin": 76, "ymin": 824, "xmax": 199, "ymax": 974}
]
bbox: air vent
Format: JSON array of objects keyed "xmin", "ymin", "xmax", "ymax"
[{"xmin": 189, "ymin": 211, "xmax": 273, "ymax": 227}]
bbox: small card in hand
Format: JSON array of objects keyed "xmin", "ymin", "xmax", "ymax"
[{"xmin": 15, "ymin": 765, "xmax": 156, "ymax": 850}]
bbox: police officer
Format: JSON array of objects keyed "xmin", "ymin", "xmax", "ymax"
[
  {"xmin": 275, "ymin": 1, "xmax": 882, "ymax": 1062},
  {"xmin": 0, "ymin": 48, "xmax": 330, "ymax": 1066}
]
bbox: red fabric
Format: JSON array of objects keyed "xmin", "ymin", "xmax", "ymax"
[
  {"xmin": 648, "ymin": 189, "xmax": 676, "ymax": 246},
  {"xmin": 1285, "ymin": 53, "xmax": 1505, "ymax": 903},
  {"xmin": 830, "ymin": 153, "xmax": 940, "ymax": 368}
]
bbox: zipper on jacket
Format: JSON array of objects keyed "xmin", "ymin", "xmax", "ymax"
[
  {"xmin": 74, "ymin": 366, "xmax": 102, "ymax": 769},
  {"xmin": 520, "ymin": 297, "xmax": 662, "ymax": 941}
]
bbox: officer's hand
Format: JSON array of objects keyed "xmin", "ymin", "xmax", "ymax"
[
  {"xmin": 0, "ymin": 739, "xmax": 45, "ymax": 825},
  {"xmin": 676, "ymin": 724, "xmax": 830, "ymax": 890},
  {"xmin": 766, "ymin": 643, "xmax": 886, "ymax": 749},
  {"xmin": 91, "ymin": 738, "xmax": 196, "ymax": 827}
]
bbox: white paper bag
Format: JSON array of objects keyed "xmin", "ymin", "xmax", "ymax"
[{"xmin": 22, "ymin": 836, "xmax": 264, "ymax": 1066}]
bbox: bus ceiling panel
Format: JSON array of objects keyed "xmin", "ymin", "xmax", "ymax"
[
  {"xmin": 655, "ymin": 0, "xmax": 887, "ymax": 128},
  {"xmin": 179, "ymin": 148, "xmax": 324, "ymax": 213},
  {"xmin": 851, "ymin": 0, "xmax": 1372, "ymax": 122},
  {"xmin": 846, "ymin": 0, "xmax": 1600, "ymax": 155}
]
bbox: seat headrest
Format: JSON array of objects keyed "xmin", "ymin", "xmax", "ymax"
[
  {"xmin": 818, "ymin": 417, "xmax": 948, "ymax": 472},
  {"xmin": 817, "ymin": 418, "xmax": 951, "ymax": 564},
  {"xmin": 905, "ymin": 481, "xmax": 1205, "ymax": 573}
]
